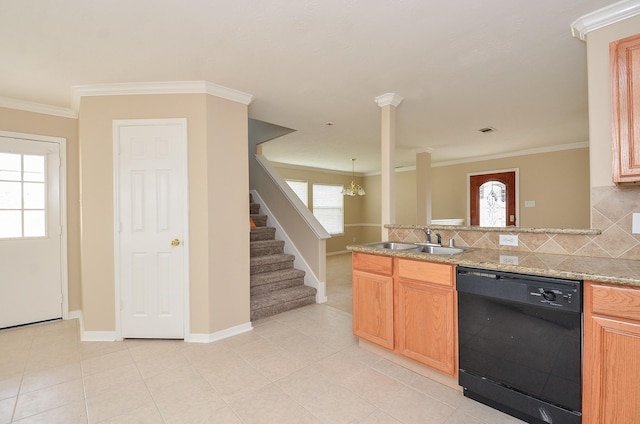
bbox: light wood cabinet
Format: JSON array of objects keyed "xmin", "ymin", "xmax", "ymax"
[
  {"xmin": 583, "ymin": 281, "xmax": 640, "ymax": 423},
  {"xmin": 351, "ymin": 252, "xmax": 457, "ymax": 376},
  {"xmin": 396, "ymin": 259, "xmax": 456, "ymax": 376},
  {"xmin": 352, "ymin": 253, "xmax": 394, "ymax": 349},
  {"xmin": 611, "ymin": 33, "xmax": 640, "ymax": 183}
]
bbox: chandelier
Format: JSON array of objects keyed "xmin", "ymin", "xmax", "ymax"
[{"xmin": 341, "ymin": 158, "xmax": 366, "ymax": 196}]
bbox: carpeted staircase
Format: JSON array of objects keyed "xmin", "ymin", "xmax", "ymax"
[{"xmin": 250, "ymin": 194, "xmax": 317, "ymax": 321}]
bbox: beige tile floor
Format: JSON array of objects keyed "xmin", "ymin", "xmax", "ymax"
[{"xmin": 0, "ymin": 253, "xmax": 524, "ymax": 424}]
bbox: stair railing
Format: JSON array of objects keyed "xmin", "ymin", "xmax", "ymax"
[{"xmin": 250, "ymin": 154, "xmax": 330, "ymax": 303}]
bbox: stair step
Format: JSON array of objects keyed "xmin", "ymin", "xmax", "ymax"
[
  {"xmin": 250, "ymin": 253, "xmax": 295, "ymax": 274},
  {"xmin": 251, "ymin": 214, "xmax": 267, "ymax": 227},
  {"xmin": 250, "ymin": 239, "xmax": 285, "ymax": 257},
  {"xmin": 250, "ymin": 203, "xmax": 260, "ymax": 214},
  {"xmin": 251, "ymin": 269, "xmax": 305, "ymax": 296},
  {"xmin": 250, "ymin": 285, "xmax": 317, "ymax": 321},
  {"xmin": 250, "ymin": 227, "xmax": 276, "ymax": 242}
]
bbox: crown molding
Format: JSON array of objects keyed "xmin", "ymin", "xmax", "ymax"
[
  {"xmin": 571, "ymin": 0, "xmax": 640, "ymax": 41},
  {"xmin": 432, "ymin": 141, "xmax": 589, "ymax": 167},
  {"xmin": 71, "ymin": 80, "xmax": 254, "ymax": 112},
  {"xmin": 0, "ymin": 96, "xmax": 76, "ymax": 119},
  {"xmin": 374, "ymin": 93, "xmax": 404, "ymax": 108},
  {"xmin": 269, "ymin": 160, "xmax": 356, "ymax": 176}
]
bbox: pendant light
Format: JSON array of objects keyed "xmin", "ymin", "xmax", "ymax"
[{"xmin": 341, "ymin": 158, "xmax": 366, "ymax": 196}]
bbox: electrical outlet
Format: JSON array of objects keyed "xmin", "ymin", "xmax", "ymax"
[
  {"xmin": 352, "ymin": 237, "xmax": 356, "ymax": 242},
  {"xmin": 500, "ymin": 255, "xmax": 519, "ymax": 265},
  {"xmin": 499, "ymin": 234, "xmax": 519, "ymax": 246},
  {"xmin": 633, "ymin": 213, "xmax": 640, "ymax": 234}
]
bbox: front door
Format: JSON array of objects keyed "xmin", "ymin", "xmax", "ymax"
[
  {"xmin": 0, "ymin": 136, "xmax": 62, "ymax": 328},
  {"xmin": 469, "ymin": 171, "xmax": 517, "ymax": 227},
  {"xmin": 116, "ymin": 119, "xmax": 188, "ymax": 339}
]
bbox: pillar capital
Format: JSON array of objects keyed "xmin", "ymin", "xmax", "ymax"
[{"xmin": 374, "ymin": 93, "xmax": 404, "ymax": 108}]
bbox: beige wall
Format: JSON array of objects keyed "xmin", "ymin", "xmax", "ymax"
[
  {"xmin": 205, "ymin": 95, "xmax": 250, "ymax": 332},
  {"xmin": 0, "ymin": 107, "xmax": 82, "ymax": 312},
  {"xmin": 362, "ymin": 170, "xmax": 416, "ymax": 223},
  {"xmin": 78, "ymin": 93, "xmax": 249, "ymax": 334},
  {"xmin": 431, "ymin": 148, "xmax": 591, "ymax": 228}
]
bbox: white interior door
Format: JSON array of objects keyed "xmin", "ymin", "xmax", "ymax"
[
  {"xmin": 116, "ymin": 119, "xmax": 188, "ymax": 339},
  {"xmin": 0, "ymin": 137, "xmax": 62, "ymax": 328}
]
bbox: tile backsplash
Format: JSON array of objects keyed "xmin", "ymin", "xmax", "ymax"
[{"xmin": 388, "ymin": 185, "xmax": 640, "ymax": 261}]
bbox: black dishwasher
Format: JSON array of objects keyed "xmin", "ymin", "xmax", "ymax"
[{"xmin": 457, "ymin": 266, "xmax": 582, "ymax": 424}]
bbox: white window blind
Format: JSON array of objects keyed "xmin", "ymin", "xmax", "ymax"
[
  {"xmin": 285, "ymin": 179, "xmax": 308, "ymax": 207},
  {"xmin": 312, "ymin": 184, "xmax": 343, "ymax": 235}
]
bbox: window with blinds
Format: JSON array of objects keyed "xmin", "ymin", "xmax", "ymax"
[
  {"xmin": 312, "ymin": 184, "xmax": 343, "ymax": 235},
  {"xmin": 285, "ymin": 179, "xmax": 308, "ymax": 207}
]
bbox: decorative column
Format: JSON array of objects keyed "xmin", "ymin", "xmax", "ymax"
[
  {"xmin": 416, "ymin": 149, "xmax": 433, "ymax": 225},
  {"xmin": 374, "ymin": 93, "xmax": 404, "ymax": 240}
]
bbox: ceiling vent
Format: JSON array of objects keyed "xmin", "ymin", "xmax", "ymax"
[{"xmin": 478, "ymin": 127, "xmax": 496, "ymax": 133}]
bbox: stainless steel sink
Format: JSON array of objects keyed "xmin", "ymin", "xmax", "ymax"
[
  {"xmin": 364, "ymin": 241, "xmax": 471, "ymax": 255},
  {"xmin": 416, "ymin": 245, "xmax": 470, "ymax": 255},
  {"xmin": 366, "ymin": 242, "xmax": 420, "ymax": 250}
]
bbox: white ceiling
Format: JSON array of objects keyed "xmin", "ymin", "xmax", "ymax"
[{"xmin": 0, "ymin": 0, "xmax": 621, "ymax": 173}]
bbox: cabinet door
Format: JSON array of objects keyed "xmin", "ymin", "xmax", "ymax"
[
  {"xmin": 611, "ymin": 33, "xmax": 640, "ymax": 183},
  {"xmin": 584, "ymin": 282, "xmax": 640, "ymax": 424},
  {"xmin": 396, "ymin": 278, "xmax": 456, "ymax": 375},
  {"xmin": 352, "ymin": 269, "xmax": 394, "ymax": 349}
]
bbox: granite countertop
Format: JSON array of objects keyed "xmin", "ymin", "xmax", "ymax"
[{"xmin": 347, "ymin": 243, "xmax": 640, "ymax": 288}]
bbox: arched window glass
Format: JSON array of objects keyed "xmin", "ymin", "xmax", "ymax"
[{"xmin": 479, "ymin": 180, "xmax": 506, "ymax": 227}]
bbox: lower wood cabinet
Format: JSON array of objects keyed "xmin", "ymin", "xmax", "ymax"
[
  {"xmin": 351, "ymin": 252, "xmax": 457, "ymax": 376},
  {"xmin": 352, "ymin": 253, "xmax": 394, "ymax": 349},
  {"xmin": 396, "ymin": 259, "xmax": 456, "ymax": 376},
  {"xmin": 583, "ymin": 281, "xmax": 640, "ymax": 424}
]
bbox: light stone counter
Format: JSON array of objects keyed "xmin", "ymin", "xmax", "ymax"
[{"xmin": 347, "ymin": 244, "xmax": 640, "ymax": 288}]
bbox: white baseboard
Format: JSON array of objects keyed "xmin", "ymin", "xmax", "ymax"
[
  {"xmin": 327, "ymin": 250, "xmax": 350, "ymax": 256},
  {"xmin": 69, "ymin": 309, "xmax": 253, "ymax": 344},
  {"xmin": 81, "ymin": 331, "xmax": 119, "ymax": 342},
  {"xmin": 67, "ymin": 310, "xmax": 82, "ymax": 321},
  {"xmin": 71, "ymin": 310, "xmax": 119, "ymax": 342},
  {"xmin": 187, "ymin": 322, "xmax": 253, "ymax": 343}
]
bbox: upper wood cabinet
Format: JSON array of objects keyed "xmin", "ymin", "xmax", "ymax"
[
  {"xmin": 611, "ymin": 33, "xmax": 640, "ymax": 183},
  {"xmin": 583, "ymin": 281, "xmax": 640, "ymax": 423}
]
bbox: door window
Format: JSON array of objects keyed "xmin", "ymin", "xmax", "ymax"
[{"xmin": 0, "ymin": 152, "xmax": 46, "ymax": 238}]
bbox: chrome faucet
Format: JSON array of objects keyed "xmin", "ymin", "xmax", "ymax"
[{"xmin": 421, "ymin": 228, "xmax": 442, "ymax": 246}]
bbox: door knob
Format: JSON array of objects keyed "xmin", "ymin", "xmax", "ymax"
[{"xmin": 171, "ymin": 238, "xmax": 181, "ymax": 247}]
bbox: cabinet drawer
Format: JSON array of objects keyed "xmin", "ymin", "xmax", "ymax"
[
  {"xmin": 398, "ymin": 259, "xmax": 453, "ymax": 287},
  {"xmin": 590, "ymin": 283, "xmax": 640, "ymax": 322},
  {"xmin": 352, "ymin": 252, "xmax": 393, "ymax": 275}
]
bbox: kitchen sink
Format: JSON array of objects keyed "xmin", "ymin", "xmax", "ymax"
[
  {"xmin": 415, "ymin": 245, "xmax": 470, "ymax": 255},
  {"xmin": 364, "ymin": 242, "xmax": 471, "ymax": 255},
  {"xmin": 365, "ymin": 242, "xmax": 420, "ymax": 250}
]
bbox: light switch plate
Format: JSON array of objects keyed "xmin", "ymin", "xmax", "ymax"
[
  {"xmin": 524, "ymin": 200, "xmax": 536, "ymax": 207},
  {"xmin": 499, "ymin": 234, "xmax": 519, "ymax": 246},
  {"xmin": 633, "ymin": 213, "xmax": 640, "ymax": 234}
]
